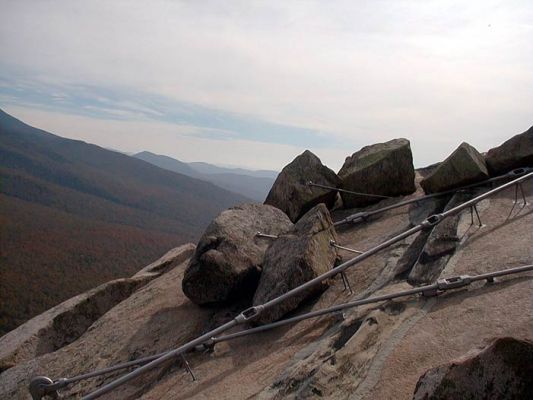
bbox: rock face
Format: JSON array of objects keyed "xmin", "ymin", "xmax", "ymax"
[
  {"xmin": 1, "ymin": 176, "xmax": 532, "ymax": 400},
  {"xmin": 338, "ymin": 138, "xmax": 416, "ymax": 208},
  {"xmin": 0, "ymin": 244, "xmax": 195, "ymax": 374},
  {"xmin": 182, "ymin": 203, "xmax": 293, "ymax": 304},
  {"xmin": 253, "ymin": 204, "xmax": 338, "ymax": 324},
  {"xmin": 485, "ymin": 126, "xmax": 533, "ymax": 175},
  {"xmin": 420, "ymin": 142, "xmax": 489, "ymax": 194},
  {"xmin": 393, "ymin": 196, "xmax": 451, "ymax": 278},
  {"xmin": 264, "ymin": 150, "xmax": 340, "ymax": 222},
  {"xmin": 413, "ymin": 337, "xmax": 533, "ymax": 400},
  {"xmin": 408, "ymin": 190, "xmax": 477, "ymax": 285}
]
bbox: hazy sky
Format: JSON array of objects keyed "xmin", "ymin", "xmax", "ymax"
[{"xmin": 1, "ymin": 0, "xmax": 532, "ymax": 171}]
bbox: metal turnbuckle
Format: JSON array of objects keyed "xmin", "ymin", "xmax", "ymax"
[
  {"xmin": 436, "ymin": 275, "xmax": 472, "ymax": 290},
  {"xmin": 29, "ymin": 376, "xmax": 58, "ymax": 400},
  {"xmin": 235, "ymin": 306, "xmax": 264, "ymax": 323},
  {"xmin": 422, "ymin": 214, "xmax": 442, "ymax": 230}
]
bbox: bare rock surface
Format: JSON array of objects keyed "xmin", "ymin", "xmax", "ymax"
[
  {"xmin": 413, "ymin": 337, "xmax": 533, "ymax": 400},
  {"xmin": 420, "ymin": 142, "xmax": 489, "ymax": 194},
  {"xmin": 134, "ymin": 243, "xmax": 195, "ymax": 278},
  {"xmin": 254, "ymin": 178, "xmax": 533, "ymax": 400},
  {"xmin": 338, "ymin": 138, "xmax": 416, "ymax": 208},
  {"xmin": 486, "ymin": 126, "xmax": 533, "ymax": 175},
  {"xmin": 1, "ymin": 172, "xmax": 532, "ymax": 400},
  {"xmin": 0, "ymin": 245, "xmax": 204, "ymax": 399},
  {"xmin": 264, "ymin": 150, "xmax": 340, "ymax": 222},
  {"xmin": 363, "ymin": 179, "xmax": 533, "ymax": 400},
  {"xmin": 0, "ymin": 244, "xmax": 194, "ymax": 374},
  {"xmin": 253, "ymin": 204, "xmax": 338, "ymax": 324},
  {"xmin": 407, "ymin": 188, "xmax": 482, "ymax": 285},
  {"xmin": 182, "ymin": 203, "xmax": 293, "ymax": 305}
]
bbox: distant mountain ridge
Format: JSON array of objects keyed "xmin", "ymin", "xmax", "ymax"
[
  {"xmin": 133, "ymin": 151, "xmax": 278, "ymax": 202},
  {"xmin": 187, "ymin": 161, "xmax": 278, "ymax": 179},
  {"xmin": 0, "ymin": 108, "xmax": 249, "ymax": 335}
]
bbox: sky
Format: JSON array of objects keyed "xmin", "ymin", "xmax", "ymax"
[{"xmin": 1, "ymin": 0, "xmax": 532, "ymax": 171}]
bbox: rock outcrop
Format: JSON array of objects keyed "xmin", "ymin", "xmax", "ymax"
[
  {"xmin": 408, "ymin": 189, "xmax": 479, "ymax": 285},
  {"xmin": 338, "ymin": 138, "xmax": 416, "ymax": 208},
  {"xmin": 420, "ymin": 142, "xmax": 489, "ymax": 194},
  {"xmin": 264, "ymin": 150, "xmax": 340, "ymax": 222},
  {"xmin": 0, "ymin": 244, "xmax": 195, "ymax": 374},
  {"xmin": 2, "ymin": 137, "xmax": 533, "ymax": 400},
  {"xmin": 393, "ymin": 196, "xmax": 451, "ymax": 278},
  {"xmin": 253, "ymin": 204, "xmax": 338, "ymax": 324},
  {"xmin": 182, "ymin": 203, "xmax": 293, "ymax": 304},
  {"xmin": 485, "ymin": 126, "xmax": 533, "ymax": 175},
  {"xmin": 413, "ymin": 337, "xmax": 533, "ymax": 400}
]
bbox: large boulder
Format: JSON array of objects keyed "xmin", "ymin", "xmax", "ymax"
[
  {"xmin": 264, "ymin": 150, "xmax": 340, "ymax": 222},
  {"xmin": 253, "ymin": 204, "xmax": 338, "ymax": 324},
  {"xmin": 182, "ymin": 204, "xmax": 293, "ymax": 305},
  {"xmin": 338, "ymin": 138, "xmax": 416, "ymax": 208},
  {"xmin": 413, "ymin": 337, "xmax": 533, "ymax": 400},
  {"xmin": 485, "ymin": 126, "xmax": 533, "ymax": 175},
  {"xmin": 420, "ymin": 142, "xmax": 489, "ymax": 194}
]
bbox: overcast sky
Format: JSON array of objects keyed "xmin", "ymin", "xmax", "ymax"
[{"xmin": 1, "ymin": 0, "xmax": 532, "ymax": 171}]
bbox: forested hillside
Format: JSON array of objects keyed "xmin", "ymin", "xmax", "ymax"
[{"xmin": 0, "ymin": 109, "xmax": 248, "ymax": 335}]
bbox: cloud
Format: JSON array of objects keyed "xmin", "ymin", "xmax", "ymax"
[
  {"xmin": 3, "ymin": 104, "xmax": 345, "ymax": 171},
  {"xmin": 1, "ymin": 0, "xmax": 532, "ymax": 169},
  {"xmin": 0, "ymin": 74, "xmax": 334, "ymax": 147}
]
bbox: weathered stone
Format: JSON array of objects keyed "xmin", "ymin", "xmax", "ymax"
[
  {"xmin": 485, "ymin": 126, "xmax": 533, "ymax": 175},
  {"xmin": 265, "ymin": 150, "xmax": 340, "ymax": 222},
  {"xmin": 408, "ymin": 196, "xmax": 451, "ymax": 227},
  {"xmin": 338, "ymin": 138, "xmax": 416, "ymax": 208},
  {"xmin": 394, "ymin": 197, "xmax": 451, "ymax": 278},
  {"xmin": 420, "ymin": 142, "xmax": 489, "ymax": 194},
  {"xmin": 253, "ymin": 204, "xmax": 338, "ymax": 324},
  {"xmin": 0, "ymin": 244, "xmax": 195, "ymax": 372},
  {"xmin": 182, "ymin": 204, "xmax": 293, "ymax": 304},
  {"xmin": 413, "ymin": 337, "xmax": 533, "ymax": 400},
  {"xmin": 407, "ymin": 189, "xmax": 478, "ymax": 285}
]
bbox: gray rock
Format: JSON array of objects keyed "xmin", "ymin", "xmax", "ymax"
[
  {"xmin": 338, "ymin": 138, "xmax": 416, "ymax": 208},
  {"xmin": 0, "ymin": 244, "xmax": 195, "ymax": 372},
  {"xmin": 253, "ymin": 204, "xmax": 338, "ymax": 324},
  {"xmin": 265, "ymin": 150, "xmax": 340, "ymax": 222},
  {"xmin": 420, "ymin": 142, "xmax": 489, "ymax": 194},
  {"xmin": 485, "ymin": 126, "xmax": 533, "ymax": 175},
  {"xmin": 182, "ymin": 204, "xmax": 293, "ymax": 304},
  {"xmin": 394, "ymin": 196, "xmax": 451, "ymax": 278},
  {"xmin": 408, "ymin": 196, "xmax": 451, "ymax": 227},
  {"xmin": 407, "ymin": 190, "xmax": 478, "ymax": 285},
  {"xmin": 413, "ymin": 337, "xmax": 533, "ymax": 400},
  {"xmin": 416, "ymin": 162, "xmax": 441, "ymax": 179}
]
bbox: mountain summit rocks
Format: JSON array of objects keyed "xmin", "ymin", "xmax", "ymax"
[
  {"xmin": 182, "ymin": 203, "xmax": 293, "ymax": 304},
  {"xmin": 338, "ymin": 138, "xmax": 416, "ymax": 208},
  {"xmin": 413, "ymin": 337, "xmax": 533, "ymax": 400},
  {"xmin": 485, "ymin": 126, "xmax": 533, "ymax": 175},
  {"xmin": 420, "ymin": 142, "xmax": 489, "ymax": 194},
  {"xmin": 253, "ymin": 204, "xmax": 338, "ymax": 324},
  {"xmin": 265, "ymin": 150, "xmax": 340, "ymax": 222}
]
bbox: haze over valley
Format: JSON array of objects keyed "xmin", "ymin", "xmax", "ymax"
[{"xmin": 0, "ymin": 109, "xmax": 249, "ymax": 334}]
